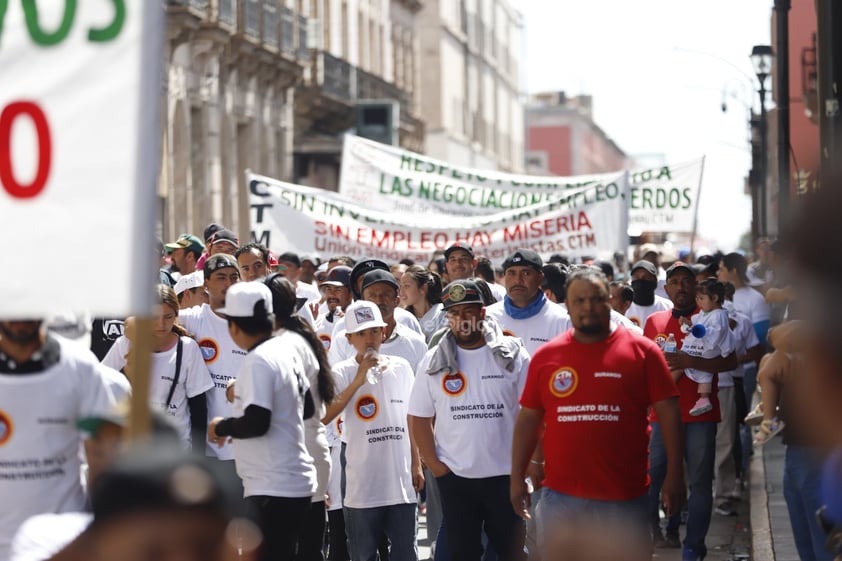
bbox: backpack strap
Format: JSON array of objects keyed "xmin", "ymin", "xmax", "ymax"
[{"xmin": 165, "ymin": 338, "xmax": 184, "ymax": 410}]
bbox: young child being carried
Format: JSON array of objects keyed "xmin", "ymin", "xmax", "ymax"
[{"xmin": 678, "ymin": 278, "xmax": 736, "ymax": 416}]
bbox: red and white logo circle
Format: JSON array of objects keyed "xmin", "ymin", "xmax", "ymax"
[
  {"xmin": 549, "ymin": 367, "xmax": 578, "ymax": 398},
  {"xmin": 355, "ymin": 395, "xmax": 378, "ymax": 421},
  {"xmin": 198, "ymin": 338, "xmax": 219, "ymax": 364},
  {"xmin": 442, "ymin": 372, "xmax": 467, "ymax": 397},
  {"xmin": 0, "ymin": 410, "xmax": 13, "ymax": 446}
]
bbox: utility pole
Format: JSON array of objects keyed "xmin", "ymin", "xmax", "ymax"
[
  {"xmin": 774, "ymin": 0, "xmax": 791, "ymax": 233},
  {"xmin": 816, "ymin": 0, "xmax": 842, "ymax": 188}
]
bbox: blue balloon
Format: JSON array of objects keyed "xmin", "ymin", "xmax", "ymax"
[{"xmin": 690, "ymin": 324, "xmax": 706, "ymax": 338}]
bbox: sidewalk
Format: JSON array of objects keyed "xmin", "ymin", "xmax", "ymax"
[{"xmin": 752, "ymin": 435, "xmax": 799, "ymax": 561}]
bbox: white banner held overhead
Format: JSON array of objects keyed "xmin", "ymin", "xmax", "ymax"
[
  {"xmin": 1, "ymin": 2, "xmax": 162, "ymax": 318},
  {"xmin": 338, "ymin": 135, "xmax": 704, "ymax": 233},
  {"xmin": 248, "ymin": 172, "xmax": 628, "ymax": 263}
]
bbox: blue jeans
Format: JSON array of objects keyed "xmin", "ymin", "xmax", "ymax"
[
  {"xmin": 783, "ymin": 446, "xmax": 834, "ymax": 561},
  {"xmin": 343, "ymin": 502, "xmax": 417, "ymax": 561},
  {"xmin": 649, "ymin": 422, "xmax": 681, "ymax": 536},
  {"xmin": 649, "ymin": 421, "xmax": 716, "ymax": 560},
  {"xmin": 537, "ymin": 488, "xmax": 649, "ymax": 545}
]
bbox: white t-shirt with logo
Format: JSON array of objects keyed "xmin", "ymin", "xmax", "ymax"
[
  {"xmin": 329, "ymin": 323, "xmax": 427, "ymax": 369},
  {"xmin": 485, "ymin": 299, "xmax": 571, "ymax": 355},
  {"xmin": 625, "ymin": 294, "xmax": 674, "ymax": 330},
  {"xmin": 0, "ymin": 338, "xmax": 115, "ymax": 561},
  {"xmin": 314, "ymin": 313, "xmax": 340, "ymax": 352},
  {"xmin": 102, "ymin": 335, "xmax": 214, "ymax": 448},
  {"xmin": 231, "ymin": 336, "xmax": 317, "ymax": 499},
  {"xmin": 179, "ymin": 303, "xmax": 247, "ymax": 460},
  {"xmin": 274, "ymin": 329, "xmax": 331, "ymax": 502},
  {"xmin": 333, "ymin": 356, "xmax": 416, "ymax": 509},
  {"xmin": 408, "ymin": 343, "xmax": 529, "ymax": 478}
]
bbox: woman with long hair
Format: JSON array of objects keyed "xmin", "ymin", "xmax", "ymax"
[
  {"xmin": 264, "ymin": 274, "xmax": 337, "ymax": 561},
  {"xmin": 102, "ymin": 284, "xmax": 213, "ymax": 450},
  {"xmin": 399, "ymin": 265, "xmax": 446, "ymax": 343}
]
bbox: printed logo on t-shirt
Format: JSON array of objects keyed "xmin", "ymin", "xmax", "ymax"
[
  {"xmin": 549, "ymin": 367, "xmax": 578, "ymax": 398},
  {"xmin": 198, "ymin": 338, "xmax": 219, "ymax": 363},
  {"xmin": 653, "ymin": 333, "xmax": 668, "ymax": 348},
  {"xmin": 442, "ymin": 372, "xmax": 467, "ymax": 397},
  {"xmin": 0, "ymin": 410, "xmax": 13, "ymax": 446},
  {"xmin": 629, "ymin": 317, "xmax": 641, "ymax": 327},
  {"xmin": 319, "ymin": 334, "xmax": 332, "ymax": 350},
  {"xmin": 355, "ymin": 395, "xmax": 379, "ymax": 421}
]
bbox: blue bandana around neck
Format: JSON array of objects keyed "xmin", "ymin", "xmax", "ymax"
[{"xmin": 504, "ymin": 291, "xmax": 546, "ymax": 320}]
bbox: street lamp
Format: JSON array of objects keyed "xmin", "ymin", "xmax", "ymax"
[{"xmin": 751, "ymin": 45, "xmax": 773, "ymax": 238}]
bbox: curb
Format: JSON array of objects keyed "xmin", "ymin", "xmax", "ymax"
[{"xmin": 750, "ymin": 448, "xmax": 775, "ymax": 560}]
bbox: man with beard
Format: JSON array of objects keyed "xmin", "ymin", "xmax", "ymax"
[
  {"xmin": 511, "ymin": 267, "xmax": 683, "ymax": 559},
  {"xmin": 314, "ymin": 266, "xmax": 353, "ymax": 352},
  {"xmin": 625, "ymin": 260, "xmax": 673, "ymax": 329},
  {"xmin": 0, "ymin": 320, "xmax": 116, "ymax": 560},
  {"xmin": 409, "ymin": 280, "xmax": 530, "ymax": 561},
  {"xmin": 644, "ymin": 262, "xmax": 738, "ymax": 561}
]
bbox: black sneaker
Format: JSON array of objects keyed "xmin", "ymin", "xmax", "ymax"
[
  {"xmin": 664, "ymin": 532, "xmax": 682, "ymax": 548},
  {"xmin": 715, "ymin": 500, "xmax": 737, "ymax": 516}
]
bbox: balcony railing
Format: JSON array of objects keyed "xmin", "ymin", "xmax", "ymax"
[
  {"xmin": 165, "ymin": 0, "xmax": 307, "ymax": 60},
  {"xmin": 167, "ymin": 0, "xmax": 209, "ymax": 10},
  {"xmin": 280, "ymin": 6, "xmax": 296, "ymax": 56},
  {"xmin": 218, "ymin": 0, "xmax": 237, "ymax": 27},
  {"xmin": 262, "ymin": 0, "xmax": 278, "ymax": 48},
  {"xmin": 298, "ymin": 15, "xmax": 309, "ymax": 59},
  {"xmin": 241, "ymin": 0, "xmax": 260, "ymax": 39}
]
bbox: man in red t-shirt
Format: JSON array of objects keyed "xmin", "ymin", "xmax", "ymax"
[
  {"xmin": 511, "ymin": 267, "xmax": 685, "ymax": 558},
  {"xmin": 644, "ymin": 262, "xmax": 738, "ymax": 561}
]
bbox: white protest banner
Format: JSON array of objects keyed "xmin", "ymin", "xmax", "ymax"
[
  {"xmin": 249, "ymin": 172, "xmax": 628, "ymax": 263},
  {"xmin": 627, "ymin": 157, "xmax": 705, "ymax": 234},
  {"xmin": 1, "ymin": 2, "xmax": 162, "ymax": 318},
  {"xmin": 338, "ymin": 134, "xmax": 704, "ymax": 233}
]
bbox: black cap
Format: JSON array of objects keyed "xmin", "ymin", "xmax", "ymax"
[
  {"xmin": 502, "ymin": 248, "xmax": 543, "ymax": 272},
  {"xmin": 203, "ymin": 223, "xmax": 224, "ymax": 244},
  {"xmin": 210, "ymin": 228, "xmax": 238, "ymax": 248},
  {"xmin": 666, "ymin": 261, "xmax": 695, "ymax": 278},
  {"xmin": 441, "ymin": 279, "xmax": 485, "ymax": 309},
  {"xmin": 277, "ymin": 252, "xmax": 301, "ymax": 268},
  {"xmin": 360, "ymin": 269, "xmax": 398, "ymax": 293},
  {"xmin": 91, "ymin": 444, "xmax": 233, "ymax": 527},
  {"xmin": 350, "ymin": 259, "xmax": 390, "ymax": 297},
  {"xmin": 444, "ymin": 242, "xmax": 474, "ymax": 260},
  {"xmin": 203, "ymin": 254, "xmax": 240, "ymax": 277},
  {"xmin": 320, "ymin": 265, "xmax": 352, "ymax": 288},
  {"xmin": 631, "ymin": 260, "xmax": 658, "ymax": 277}
]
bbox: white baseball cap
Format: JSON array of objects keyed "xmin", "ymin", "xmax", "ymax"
[
  {"xmin": 344, "ymin": 301, "xmax": 387, "ymax": 334},
  {"xmin": 173, "ymin": 271, "xmax": 204, "ymax": 296},
  {"xmin": 217, "ymin": 282, "xmax": 273, "ymax": 318}
]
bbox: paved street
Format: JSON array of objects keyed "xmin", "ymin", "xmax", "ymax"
[{"xmin": 414, "ymin": 438, "xmax": 798, "ymax": 561}]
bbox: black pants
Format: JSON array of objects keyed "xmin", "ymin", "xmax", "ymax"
[
  {"xmin": 295, "ymin": 500, "xmax": 327, "ymax": 561},
  {"xmin": 246, "ymin": 495, "xmax": 311, "ymax": 561},
  {"xmin": 436, "ymin": 473, "xmax": 525, "ymax": 561},
  {"xmin": 327, "ymin": 508, "xmax": 350, "ymax": 561}
]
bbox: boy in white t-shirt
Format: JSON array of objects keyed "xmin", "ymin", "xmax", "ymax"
[{"xmin": 322, "ymin": 300, "xmax": 421, "ymax": 561}]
